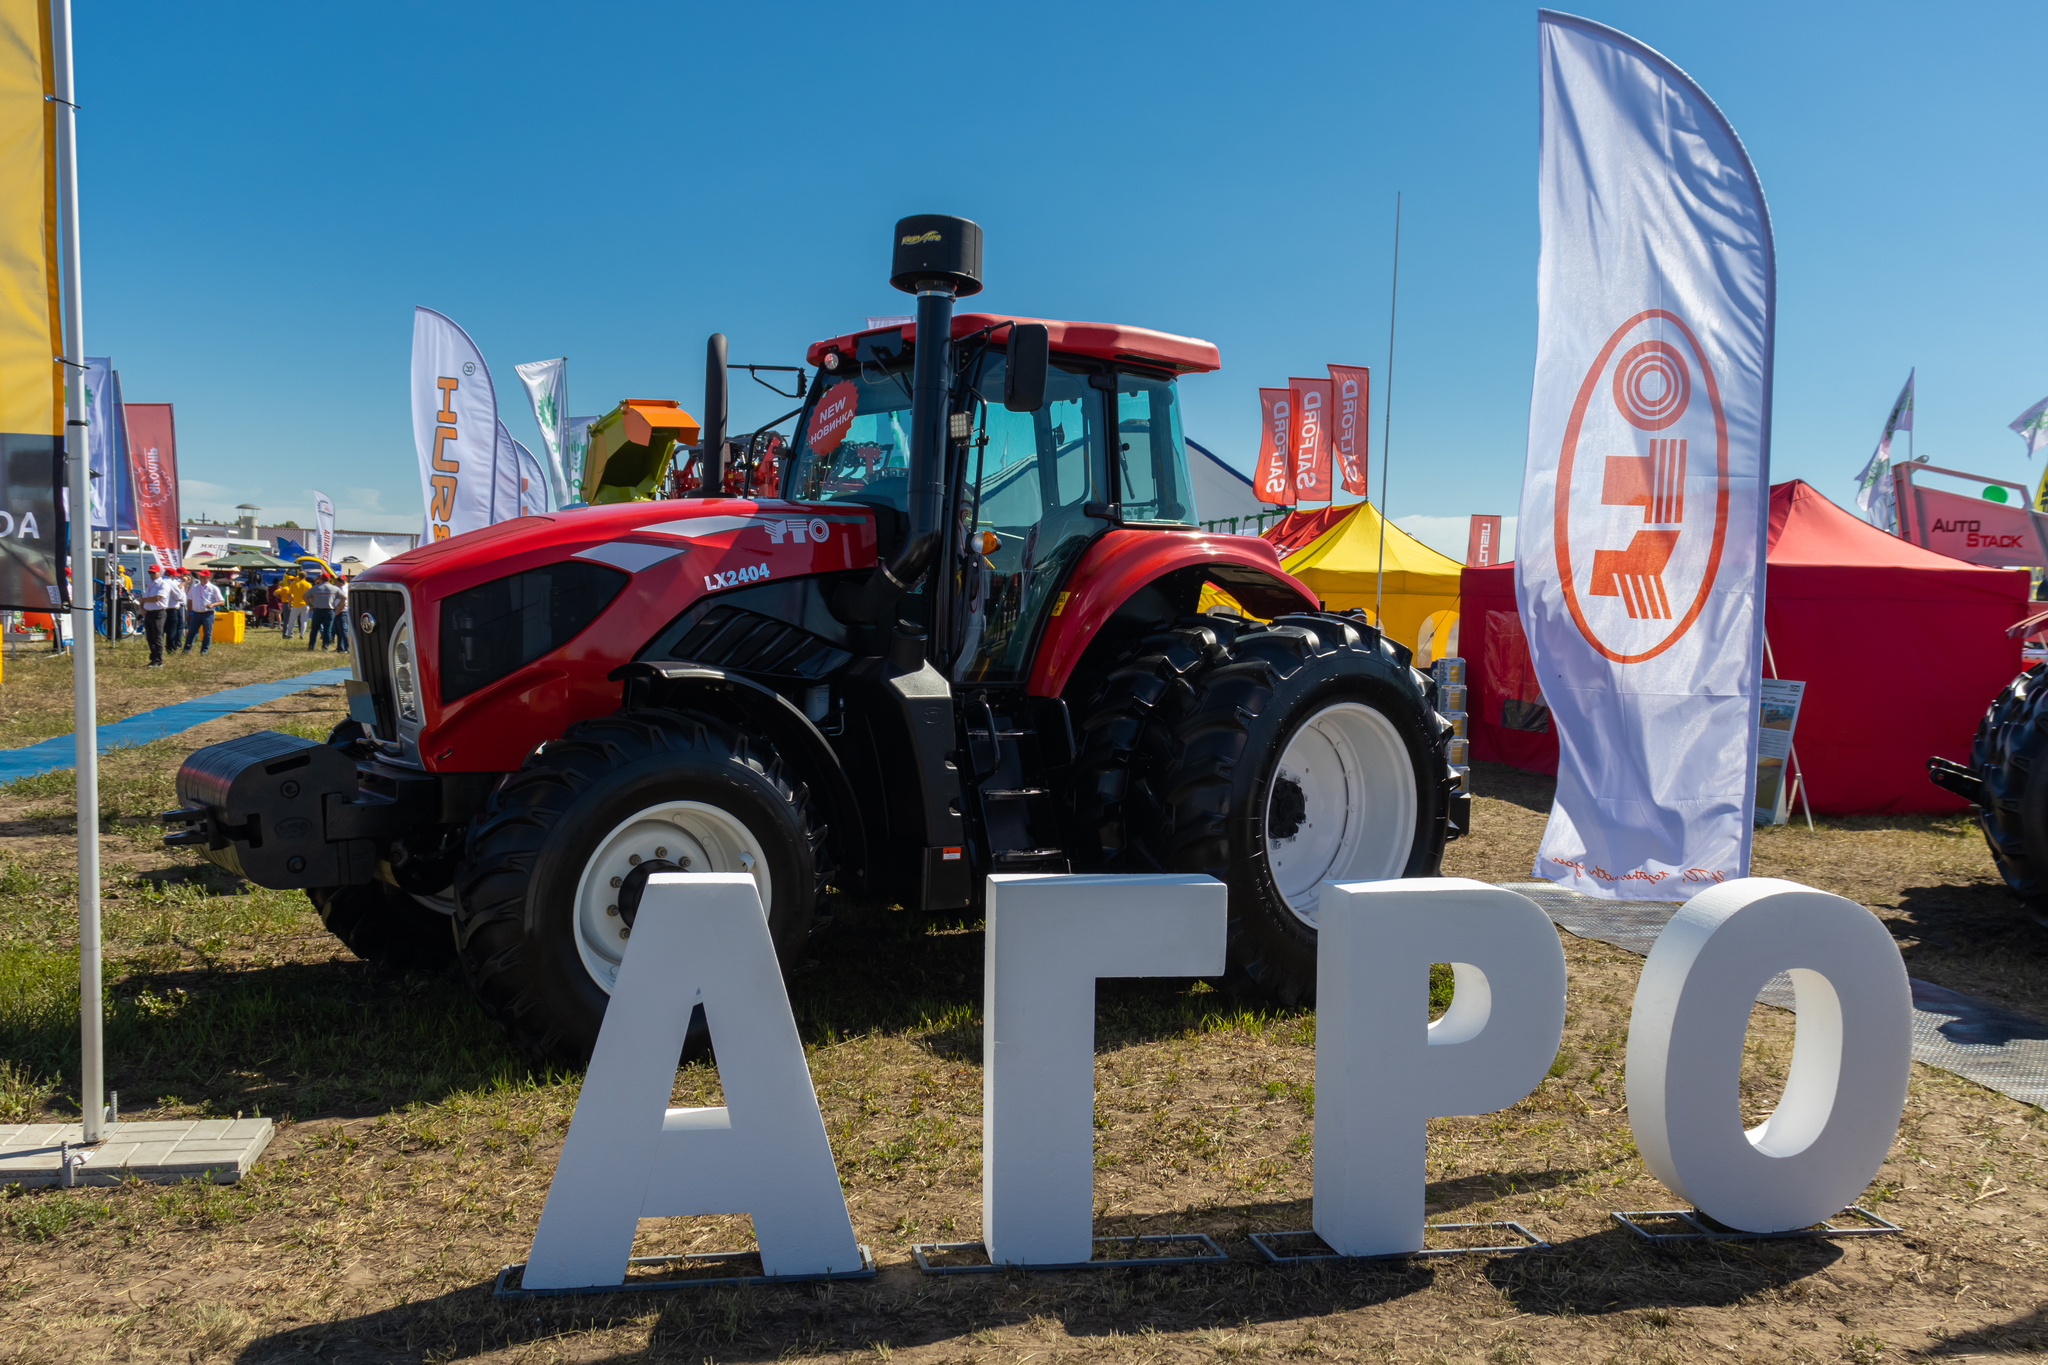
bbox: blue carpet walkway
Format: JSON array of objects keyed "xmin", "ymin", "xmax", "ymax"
[{"xmin": 0, "ymin": 667, "xmax": 352, "ymax": 783}]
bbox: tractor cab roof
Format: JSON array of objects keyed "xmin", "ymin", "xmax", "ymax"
[{"xmin": 806, "ymin": 313, "xmax": 1220, "ymax": 376}]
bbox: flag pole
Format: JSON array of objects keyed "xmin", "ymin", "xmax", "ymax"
[
  {"xmin": 52, "ymin": 0, "xmax": 103, "ymax": 1145},
  {"xmin": 1375, "ymin": 192, "xmax": 1401, "ymax": 630}
]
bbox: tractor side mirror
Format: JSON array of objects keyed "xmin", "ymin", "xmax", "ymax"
[{"xmin": 1003, "ymin": 324, "xmax": 1049, "ymax": 413}]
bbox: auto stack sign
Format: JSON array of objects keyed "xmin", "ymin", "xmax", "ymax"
[{"xmin": 1516, "ymin": 12, "xmax": 1775, "ymax": 901}]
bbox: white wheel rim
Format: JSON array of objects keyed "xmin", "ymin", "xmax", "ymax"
[
  {"xmin": 571, "ymin": 800, "xmax": 772, "ymax": 994},
  {"xmin": 1263, "ymin": 700, "xmax": 1417, "ymax": 927}
]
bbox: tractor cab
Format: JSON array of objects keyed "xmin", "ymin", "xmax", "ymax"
[{"xmin": 788, "ymin": 314, "xmax": 1209, "ymax": 683}]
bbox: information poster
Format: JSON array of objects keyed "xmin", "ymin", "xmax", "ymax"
[{"xmin": 1754, "ymin": 678, "xmax": 1806, "ymax": 825}]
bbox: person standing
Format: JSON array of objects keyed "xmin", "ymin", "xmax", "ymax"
[
  {"xmin": 305, "ymin": 572, "xmax": 340, "ymax": 650},
  {"xmin": 137, "ymin": 562, "xmax": 169, "ymax": 667},
  {"xmin": 332, "ymin": 574, "xmax": 350, "ymax": 654},
  {"xmin": 183, "ymin": 570, "xmax": 223, "ymax": 654},
  {"xmin": 278, "ymin": 571, "xmax": 306, "ymax": 639},
  {"xmin": 163, "ymin": 568, "xmax": 188, "ymax": 653}
]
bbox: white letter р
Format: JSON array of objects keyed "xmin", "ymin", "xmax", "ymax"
[{"xmin": 1312, "ymin": 878, "xmax": 1567, "ymax": 1257}]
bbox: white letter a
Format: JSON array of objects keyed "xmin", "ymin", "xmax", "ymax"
[{"xmin": 521, "ymin": 873, "xmax": 861, "ymax": 1289}]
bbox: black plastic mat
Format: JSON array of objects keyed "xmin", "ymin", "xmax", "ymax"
[{"xmin": 1501, "ymin": 882, "xmax": 2048, "ymax": 1110}]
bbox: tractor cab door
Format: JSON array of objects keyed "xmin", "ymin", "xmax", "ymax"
[
  {"xmin": 946, "ymin": 359, "xmax": 1198, "ymax": 683},
  {"xmin": 946, "ymin": 354, "xmax": 1111, "ymax": 682}
]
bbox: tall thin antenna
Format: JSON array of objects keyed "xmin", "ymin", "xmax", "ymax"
[{"xmin": 1375, "ymin": 192, "xmax": 1402, "ymax": 630}]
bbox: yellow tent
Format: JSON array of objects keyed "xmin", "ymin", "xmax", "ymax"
[{"xmin": 1281, "ymin": 501, "xmax": 1463, "ymax": 663}]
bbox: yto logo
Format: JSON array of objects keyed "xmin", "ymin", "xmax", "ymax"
[{"xmin": 1555, "ymin": 309, "xmax": 1729, "ymax": 665}]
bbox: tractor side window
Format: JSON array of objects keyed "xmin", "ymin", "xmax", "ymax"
[
  {"xmin": 948, "ymin": 354, "xmax": 1110, "ymax": 682},
  {"xmin": 1115, "ymin": 373, "xmax": 1195, "ymax": 526},
  {"xmin": 788, "ymin": 361, "xmax": 915, "ymax": 516}
]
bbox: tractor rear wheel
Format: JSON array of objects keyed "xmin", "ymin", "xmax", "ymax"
[
  {"xmin": 307, "ymin": 882, "xmax": 457, "ymax": 971},
  {"xmin": 1069, "ymin": 612, "xmax": 1450, "ymax": 1005},
  {"xmin": 451, "ymin": 708, "xmax": 823, "ymax": 1069},
  {"xmin": 1966, "ymin": 664, "xmax": 2048, "ymax": 928}
]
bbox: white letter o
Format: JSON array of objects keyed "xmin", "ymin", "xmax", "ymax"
[{"xmin": 1625, "ymin": 878, "xmax": 1911, "ymax": 1233}]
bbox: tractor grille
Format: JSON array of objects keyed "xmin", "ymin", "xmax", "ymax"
[
  {"xmin": 666, "ymin": 606, "xmax": 851, "ymax": 681},
  {"xmin": 350, "ymin": 588, "xmax": 407, "ymax": 740}
]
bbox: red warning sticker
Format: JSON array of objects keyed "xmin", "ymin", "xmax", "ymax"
[{"xmin": 808, "ymin": 380, "xmax": 860, "ymax": 454}]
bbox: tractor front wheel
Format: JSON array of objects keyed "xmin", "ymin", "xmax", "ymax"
[
  {"xmin": 1964, "ymin": 664, "xmax": 2048, "ymax": 928},
  {"xmin": 307, "ymin": 882, "xmax": 457, "ymax": 971},
  {"xmin": 1070, "ymin": 612, "xmax": 1449, "ymax": 1005},
  {"xmin": 451, "ymin": 708, "xmax": 823, "ymax": 1069}
]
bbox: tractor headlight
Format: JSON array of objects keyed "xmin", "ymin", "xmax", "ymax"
[{"xmin": 391, "ymin": 622, "xmax": 421, "ymax": 725}]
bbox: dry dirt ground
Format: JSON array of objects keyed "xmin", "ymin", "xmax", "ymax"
[{"xmin": 0, "ymin": 650, "xmax": 2041, "ymax": 1364}]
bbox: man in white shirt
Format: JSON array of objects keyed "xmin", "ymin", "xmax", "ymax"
[
  {"xmin": 137, "ymin": 562, "xmax": 169, "ymax": 667},
  {"xmin": 182, "ymin": 570, "xmax": 224, "ymax": 655},
  {"xmin": 163, "ymin": 570, "xmax": 188, "ymax": 653}
]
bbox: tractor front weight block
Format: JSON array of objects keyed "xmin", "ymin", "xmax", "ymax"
[{"xmin": 161, "ymin": 730, "xmax": 464, "ymax": 891}]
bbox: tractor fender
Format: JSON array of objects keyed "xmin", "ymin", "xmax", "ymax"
[
  {"xmin": 1025, "ymin": 529, "xmax": 1319, "ymax": 698},
  {"xmin": 608, "ymin": 661, "xmax": 867, "ymax": 891}
]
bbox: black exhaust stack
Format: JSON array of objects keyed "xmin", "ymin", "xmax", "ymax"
[
  {"xmin": 700, "ymin": 332, "xmax": 728, "ymax": 496},
  {"xmin": 838, "ymin": 214, "xmax": 982, "ymax": 626}
]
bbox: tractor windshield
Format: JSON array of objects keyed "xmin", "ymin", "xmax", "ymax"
[{"xmin": 788, "ymin": 361, "xmax": 916, "ymax": 511}]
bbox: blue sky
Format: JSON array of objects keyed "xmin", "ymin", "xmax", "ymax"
[{"xmin": 79, "ymin": 1, "xmax": 2048, "ymax": 550}]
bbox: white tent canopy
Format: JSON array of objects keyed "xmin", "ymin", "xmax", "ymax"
[{"xmin": 1187, "ymin": 438, "xmax": 1265, "ymax": 529}]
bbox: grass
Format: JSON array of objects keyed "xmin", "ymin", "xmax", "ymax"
[{"xmin": 0, "ymin": 707, "xmax": 2042, "ymax": 1360}]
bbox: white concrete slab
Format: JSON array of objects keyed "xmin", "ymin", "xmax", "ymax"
[{"xmin": 0, "ymin": 1118, "xmax": 273, "ymax": 1187}]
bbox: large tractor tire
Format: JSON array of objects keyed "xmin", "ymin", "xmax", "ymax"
[
  {"xmin": 1069, "ymin": 612, "xmax": 1451, "ymax": 1005},
  {"xmin": 451, "ymin": 708, "xmax": 824, "ymax": 1069},
  {"xmin": 1961, "ymin": 664, "xmax": 2048, "ymax": 928},
  {"xmin": 307, "ymin": 882, "xmax": 457, "ymax": 972}
]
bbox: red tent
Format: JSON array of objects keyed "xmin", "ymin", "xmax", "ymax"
[
  {"xmin": 1462, "ymin": 480, "xmax": 2029, "ymax": 815},
  {"xmin": 1261, "ymin": 505, "xmax": 1356, "ymax": 558}
]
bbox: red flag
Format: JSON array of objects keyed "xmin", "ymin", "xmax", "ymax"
[
  {"xmin": 1288, "ymin": 377, "xmax": 1332, "ymax": 502},
  {"xmin": 124, "ymin": 403, "xmax": 180, "ymax": 558},
  {"xmin": 1255, "ymin": 387, "xmax": 1292, "ymax": 505},
  {"xmin": 1326, "ymin": 364, "xmax": 1370, "ymax": 496},
  {"xmin": 1466, "ymin": 514, "xmax": 1503, "ymax": 566}
]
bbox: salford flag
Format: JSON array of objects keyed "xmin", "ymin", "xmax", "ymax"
[
  {"xmin": 1255, "ymin": 388, "xmax": 1292, "ymax": 505},
  {"xmin": 2009, "ymin": 394, "xmax": 2048, "ymax": 460},
  {"xmin": 411, "ymin": 307, "xmax": 500, "ymax": 542},
  {"xmin": 1517, "ymin": 12, "xmax": 1775, "ymax": 901},
  {"xmin": 1289, "ymin": 377, "xmax": 1333, "ymax": 502},
  {"xmin": 1327, "ymin": 365, "xmax": 1370, "ymax": 496}
]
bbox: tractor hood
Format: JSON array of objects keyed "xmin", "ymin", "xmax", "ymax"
[{"xmin": 353, "ymin": 499, "xmax": 879, "ymax": 772}]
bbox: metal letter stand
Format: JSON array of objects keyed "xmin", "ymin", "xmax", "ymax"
[
  {"xmin": 493, "ymin": 1246, "xmax": 875, "ymax": 1299},
  {"xmin": 1248, "ymin": 1222, "xmax": 1549, "ymax": 1265},
  {"xmin": 911, "ymin": 1234, "xmax": 1229, "ymax": 1275},
  {"xmin": 1609, "ymin": 1206, "xmax": 1901, "ymax": 1245}
]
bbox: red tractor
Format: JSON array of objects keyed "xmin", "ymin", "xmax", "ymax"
[{"xmin": 165, "ymin": 216, "xmax": 1465, "ymax": 1065}]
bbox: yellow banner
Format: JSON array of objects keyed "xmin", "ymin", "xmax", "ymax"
[{"xmin": 0, "ymin": 0, "xmax": 56, "ymax": 438}]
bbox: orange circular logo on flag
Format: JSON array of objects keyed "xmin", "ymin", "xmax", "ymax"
[
  {"xmin": 807, "ymin": 380, "xmax": 860, "ymax": 455},
  {"xmin": 1554, "ymin": 309, "xmax": 1729, "ymax": 665}
]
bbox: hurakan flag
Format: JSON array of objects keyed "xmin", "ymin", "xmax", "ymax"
[
  {"xmin": 1853, "ymin": 370, "xmax": 1913, "ymax": 531},
  {"xmin": 1255, "ymin": 388, "xmax": 1292, "ymax": 505},
  {"xmin": 125, "ymin": 403, "xmax": 181, "ymax": 567},
  {"xmin": 515, "ymin": 357, "xmax": 569, "ymax": 510},
  {"xmin": 1289, "ymin": 376, "xmax": 1333, "ymax": 502},
  {"xmin": 1517, "ymin": 12, "xmax": 1775, "ymax": 901},
  {"xmin": 0, "ymin": 0, "xmax": 62, "ymax": 610},
  {"xmin": 412, "ymin": 307, "xmax": 499, "ymax": 542},
  {"xmin": 1327, "ymin": 365, "xmax": 1370, "ymax": 496},
  {"xmin": 312, "ymin": 489, "xmax": 335, "ymax": 559}
]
